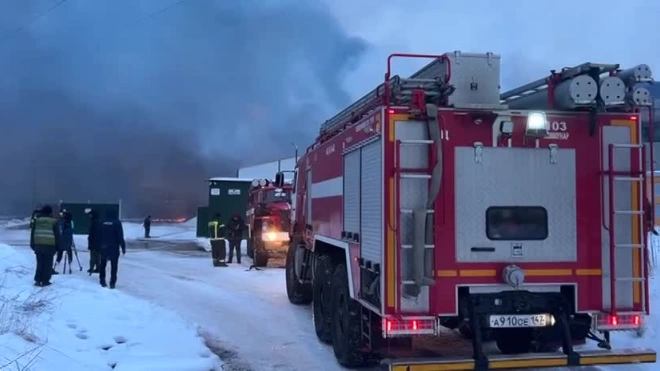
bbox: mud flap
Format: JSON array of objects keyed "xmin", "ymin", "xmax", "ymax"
[{"xmin": 382, "ymin": 348, "xmax": 656, "ymax": 370}]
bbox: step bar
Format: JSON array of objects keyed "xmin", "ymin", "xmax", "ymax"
[{"xmin": 382, "ymin": 348, "xmax": 656, "ymax": 370}]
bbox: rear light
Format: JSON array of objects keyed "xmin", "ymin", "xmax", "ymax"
[
  {"xmin": 594, "ymin": 313, "xmax": 643, "ymax": 331},
  {"xmin": 383, "ymin": 317, "xmax": 435, "ymax": 337}
]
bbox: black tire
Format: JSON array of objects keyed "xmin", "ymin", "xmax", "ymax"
[
  {"xmin": 440, "ymin": 317, "xmax": 461, "ymax": 330},
  {"xmin": 331, "ymin": 263, "xmax": 368, "ymax": 368},
  {"xmin": 253, "ymin": 245, "xmax": 269, "ymax": 267},
  {"xmin": 313, "ymin": 255, "xmax": 334, "ymax": 343},
  {"xmin": 285, "ymin": 245, "xmax": 312, "ymax": 305},
  {"xmin": 247, "ymin": 238, "xmax": 254, "ymax": 258},
  {"xmin": 495, "ymin": 329, "xmax": 532, "ymax": 354},
  {"xmin": 458, "ymin": 321, "xmax": 473, "ymax": 339}
]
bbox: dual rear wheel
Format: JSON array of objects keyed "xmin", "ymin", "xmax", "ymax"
[{"xmin": 286, "ymin": 248, "xmax": 370, "ymax": 368}]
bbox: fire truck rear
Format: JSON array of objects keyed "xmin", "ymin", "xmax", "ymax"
[
  {"xmin": 284, "ymin": 51, "xmax": 657, "ymax": 370},
  {"xmin": 246, "ymin": 178, "xmax": 293, "ymax": 267}
]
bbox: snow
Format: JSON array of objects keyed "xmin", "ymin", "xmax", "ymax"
[{"xmin": 0, "ymin": 243, "xmax": 222, "ymax": 371}]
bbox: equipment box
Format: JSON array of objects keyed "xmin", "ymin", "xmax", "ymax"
[{"xmin": 410, "ymin": 51, "xmax": 501, "ymax": 108}]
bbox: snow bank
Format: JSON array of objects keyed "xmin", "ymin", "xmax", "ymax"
[{"xmin": 0, "ymin": 244, "xmax": 222, "ymax": 371}]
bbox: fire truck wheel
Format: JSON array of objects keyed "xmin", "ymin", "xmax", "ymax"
[
  {"xmin": 494, "ymin": 329, "xmax": 532, "ymax": 355},
  {"xmin": 247, "ymin": 238, "xmax": 254, "ymax": 258},
  {"xmin": 285, "ymin": 245, "xmax": 312, "ymax": 305},
  {"xmin": 331, "ymin": 262, "xmax": 368, "ymax": 368},
  {"xmin": 313, "ymin": 255, "xmax": 334, "ymax": 343},
  {"xmin": 254, "ymin": 249, "xmax": 269, "ymax": 267}
]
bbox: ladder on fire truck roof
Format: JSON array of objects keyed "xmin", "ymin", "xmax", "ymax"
[
  {"xmin": 318, "ymin": 75, "xmax": 453, "ymax": 137},
  {"xmin": 500, "ymin": 62, "xmax": 620, "ymax": 104},
  {"xmin": 606, "ymin": 143, "xmax": 650, "ymax": 316}
]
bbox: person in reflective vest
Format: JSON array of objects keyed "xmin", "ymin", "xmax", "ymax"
[
  {"xmin": 208, "ymin": 213, "xmax": 227, "ymax": 267},
  {"xmin": 30, "ymin": 205, "xmax": 60, "ymax": 287}
]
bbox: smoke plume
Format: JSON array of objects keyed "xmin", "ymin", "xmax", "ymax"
[{"xmin": 0, "ymin": 0, "xmax": 367, "ymax": 216}]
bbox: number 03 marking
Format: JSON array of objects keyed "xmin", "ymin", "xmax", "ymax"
[{"xmin": 550, "ymin": 121, "xmax": 567, "ymax": 131}]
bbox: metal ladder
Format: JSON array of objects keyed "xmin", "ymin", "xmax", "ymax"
[
  {"xmin": 395, "ymin": 139, "xmax": 436, "ymax": 286},
  {"xmin": 318, "ymin": 76, "xmax": 450, "ymax": 137},
  {"xmin": 606, "ymin": 143, "xmax": 648, "ymax": 315}
]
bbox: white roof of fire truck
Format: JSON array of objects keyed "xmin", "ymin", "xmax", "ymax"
[{"xmin": 208, "ymin": 177, "xmax": 254, "ymax": 182}]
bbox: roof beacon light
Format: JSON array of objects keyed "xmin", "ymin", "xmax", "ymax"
[{"xmin": 526, "ymin": 111, "xmax": 549, "ymax": 137}]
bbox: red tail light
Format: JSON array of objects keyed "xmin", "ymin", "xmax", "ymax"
[
  {"xmin": 383, "ymin": 317, "xmax": 435, "ymax": 337},
  {"xmin": 596, "ymin": 313, "xmax": 642, "ymax": 331}
]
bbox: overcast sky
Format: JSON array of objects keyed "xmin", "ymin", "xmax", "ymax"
[{"xmin": 323, "ymin": 0, "xmax": 660, "ymax": 97}]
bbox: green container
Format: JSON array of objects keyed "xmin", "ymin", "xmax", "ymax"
[
  {"xmin": 208, "ymin": 177, "xmax": 251, "ymax": 237},
  {"xmin": 196, "ymin": 206, "xmax": 209, "ymax": 237},
  {"xmin": 58, "ymin": 202, "xmax": 121, "ymax": 235}
]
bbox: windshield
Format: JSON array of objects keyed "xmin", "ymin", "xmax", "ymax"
[{"xmin": 264, "ymin": 189, "xmax": 291, "ymax": 203}]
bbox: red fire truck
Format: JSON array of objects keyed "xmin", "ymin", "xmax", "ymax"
[
  {"xmin": 246, "ymin": 178, "xmax": 293, "ymax": 267},
  {"xmin": 283, "ymin": 51, "xmax": 657, "ymax": 369}
]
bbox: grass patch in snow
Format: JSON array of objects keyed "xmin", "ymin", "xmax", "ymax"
[{"xmin": 0, "ymin": 265, "xmax": 52, "ymax": 370}]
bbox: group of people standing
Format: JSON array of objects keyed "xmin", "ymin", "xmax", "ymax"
[{"xmin": 30, "ymin": 206, "xmax": 126, "ymax": 288}]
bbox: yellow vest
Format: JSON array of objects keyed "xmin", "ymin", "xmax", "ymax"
[
  {"xmin": 207, "ymin": 221, "xmax": 225, "ymax": 240},
  {"xmin": 33, "ymin": 217, "xmax": 57, "ymax": 246}
]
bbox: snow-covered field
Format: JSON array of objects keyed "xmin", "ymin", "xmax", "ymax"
[
  {"xmin": 0, "ymin": 243, "xmax": 222, "ymax": 371},
  {"xmin": 0, "ymin": 221, "xmax": 658, "ymax": 370}
]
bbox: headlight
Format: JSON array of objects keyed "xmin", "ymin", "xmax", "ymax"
[
  {"xmin": 525, "ymin": 111, "xmax": 548, "ymax": 137},
  {"xmin": 265, "ymin": 232, "xmax": 277, "ymax": 241},
  {"xmin": 526, "ymin": 112, "xmax": 548, "ymax": 130}
]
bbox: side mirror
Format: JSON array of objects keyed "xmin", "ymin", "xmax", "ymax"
[{"xmin": 274, "ymin": 172, "xmax": 285, "ymax": 187}]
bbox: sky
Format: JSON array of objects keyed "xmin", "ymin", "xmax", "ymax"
[{"xmin": 0, "ymin": 0, "xmax": 658, "ymax": 216}]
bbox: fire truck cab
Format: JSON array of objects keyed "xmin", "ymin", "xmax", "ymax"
[
  {"xmin": 285, "ymin": 51, "xmax": 657, "ymax": 369},
  {"xmin": 246, "ymin": 178, "xmax": 293, "ymax": 267}
]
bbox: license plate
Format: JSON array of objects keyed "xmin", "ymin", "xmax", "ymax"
[{"xmin": 488, "ymin": 314, "xmax": 549, "ymax": 328}]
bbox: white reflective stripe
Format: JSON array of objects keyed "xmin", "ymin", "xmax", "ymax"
[{"xmin": 311, "ymin": 176, "xmax": 343, "ymax": 198}]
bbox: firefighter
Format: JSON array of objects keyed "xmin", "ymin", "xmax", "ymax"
[
  {"xmin": 53, "ymin": 210, "xmax": 74, "ymax": 274},
  {"xmin": 143, "ymin": 215, "xmax": 151, "ymax": 238},
  {"xmin": 98, "ymin": 209, "xmax": 126, "ymax": 289},
  {"xmin": 208, "ymin": 213, "xmax": 227, "ymax": 267},
  {"xmin": 226, "ymin": 213, "xmax": 245, "ymax": 264},
  {"xmin": 87, "ymin": 209, "xmax": 102, "ymax": 274},
  {"xmin": 30, "ymin": 205, "xmax": 60, "ymax": 287}
]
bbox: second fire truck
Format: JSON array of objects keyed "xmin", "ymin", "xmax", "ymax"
[
  {"xmin": 282, "ymin": 51, "xmax": 657, "ymax": 369},
  {"xmin": 246, "ymin": 178, "xmax": 293, "ymax": 267}
]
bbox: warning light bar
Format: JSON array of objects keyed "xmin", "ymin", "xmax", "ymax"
[
  {"xmin": 594, "ymin": 313, "xmax": 642, "ymax": 331},
  {"xmin": 383, "ymin": 317, "xmax": 436, "ymax": 337}
]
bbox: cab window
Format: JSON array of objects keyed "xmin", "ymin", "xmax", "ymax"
[
  {"xmin": 486, "ymin": 206, "xmax": 548, "ymax": 241},
  {"xmin": 264, "ymin": 189, "xmax": 291, "ymax": 203}
]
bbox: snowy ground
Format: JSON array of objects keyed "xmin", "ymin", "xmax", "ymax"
[
  {"xmin": 0, "ymin": 243, "xmax": 222, "ymax": 371},
  {"xmin": 0, "ymin": 222, "xmax": 658, "ymax": 371}
]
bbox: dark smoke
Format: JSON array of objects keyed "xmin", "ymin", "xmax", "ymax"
[{"xmin": 0, "ymin": 0, "xmax": 367, "ymax": 217}]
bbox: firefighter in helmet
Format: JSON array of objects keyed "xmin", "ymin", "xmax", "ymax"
[{"xmin": 208, "ymin": 213, "xmax": 227, "ymax": 267}]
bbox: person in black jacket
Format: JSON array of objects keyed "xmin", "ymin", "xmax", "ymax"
[
  {"xmin": 226, "ymin": 214, "xmax": 245, "ymax": 264},
  {"xmin": 143, "ymin": 215, "xmax": 151, "ymax": 238},
  {"xmin": 98, "ymin": 209, "xmax": 126, "ymax": 289},
  {"xmin": 87, "ymin": 210, "xmax": 102, "ymax": 274},
  {"xmin": 53, "ymin": 211, "xmax": 74, "ymax": 274}
]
